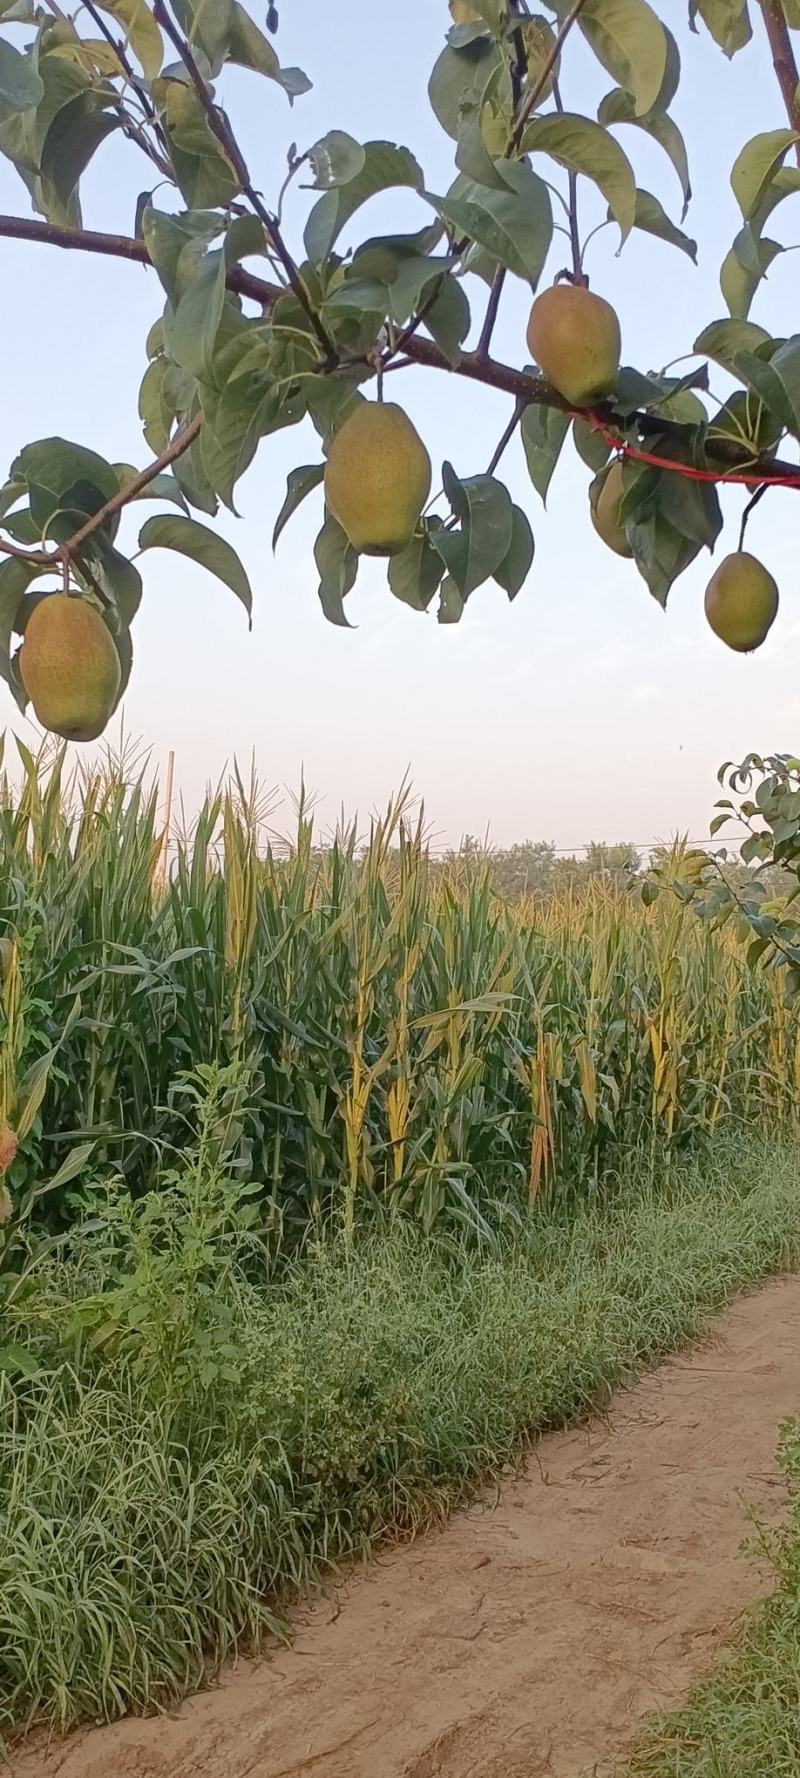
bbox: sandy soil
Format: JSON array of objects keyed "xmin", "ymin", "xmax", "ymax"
[{"xmin": 12, "ymin": 1275, "xmax": 800, "ymax": 1778}]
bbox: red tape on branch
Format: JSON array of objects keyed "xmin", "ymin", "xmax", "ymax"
[{"xmin": 585, "ymin": 412, "xmax": 800, "ymax": 491}]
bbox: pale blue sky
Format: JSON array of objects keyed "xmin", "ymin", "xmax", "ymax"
[{"xmin": 0, "ymin": 1, "xmax": 798, "ymax": 847}]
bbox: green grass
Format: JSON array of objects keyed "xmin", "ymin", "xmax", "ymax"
[
  {"xmin": 2, "ymin": 1124, "xmax": 800, "ymax": 1740},
  {"xmin": 616, "ymin": 1425, "xmax": 800, "ymax": 1777}
]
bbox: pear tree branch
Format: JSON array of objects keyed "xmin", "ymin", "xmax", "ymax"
[{"xmin": 0, "ymin": 212, "xmax": 799, "ymax": 486}]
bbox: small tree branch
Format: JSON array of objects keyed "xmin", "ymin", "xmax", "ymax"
[
  {"xmin": 81, "ymin": 0, "xmax": 174, "ymax": 173},
  {"xmin": 756, "ymin": 0, "xmax": 800, "ymax": 160},
  {"xmin": 151, "ymin": 0, "xmax": 337, "ymax": 363},
  {"xmin": 486, "ymin": 399, "xmax": 526, "ymax": 476},
  {"xmin": 507, "ymin": 0, "xmax": 589, "ymax": 153},
  {"xmin": 477, "ymin": 267, "xmax": 507, "ymax": 359},
  {"xmin": 553, "ymin": 79, "xmax": 585, "ymax": 285},
  {"xmin": 0, "ymin": 415, "xmax": 203, "ymax": 572}
]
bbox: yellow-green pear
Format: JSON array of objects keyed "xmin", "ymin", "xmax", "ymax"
[
  {"xmin": 324, "ymin": 403, "xmax": 432, "ymax": 557},
  {"xmin": 19, "ymin": 595, "xmax": 121, "ymax": 741},
  {"xmin": 704, "ymin": 552, "xmax": 778, "ymax": 654},
  {"xmin": 527, "ymin": 285, "xmax": 621, "ymax": 407},
  {"xmin": 449, "ymin": 0, "xmax": 481, "ymax": 19},
  {"xmin": 591, "ymin": 462, "xmax": 632, "ymax": 558}
]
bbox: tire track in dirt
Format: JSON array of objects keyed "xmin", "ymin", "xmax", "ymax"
[{"xmin": 12, "ymin": 1275, "xmax": 800, "ymax": 1778}]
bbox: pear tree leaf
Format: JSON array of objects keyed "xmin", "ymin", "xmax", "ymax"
[
  {"xmin": 432, "ymin": 464, "xmax": 513, "ymax": 595},
  {"xmin": 689, "ymin": 0, "xmax": 752, "ymax": 56},
  {"xmin": 492, "ymin": 505, "xmax": 534, "ymax": 599},
  {"xmin": 169, "ymin": 248, "xmax": 227, "ymax": 380},
  {"xmin": 307, "ymin": 130, "xmax": 366, "ymax": 188},
  {"xmin": 551, "ymin": 0, "xmax": 667, "ymax": 116},
  {"xmin": 522, "ymin": 111, "xmax": 636, "ymax": 240},
  {"xmin": 432, "ymin": 158, "xmax": 553, "ymax": 284},
  {"xmin": 627, "ymin": 188, "xmax": 697, "ymax": 259},
  {"xmin": 731, "ymin": 129, "xmax": 800, "ymax": 220},
  {"xmin": 138, "ymin": 514, "xmax": 252, "ymax": 616},
  {"xmin": 598, "ymin": 87, "xmax": 691, "ymax": 219},
  {"xmin": 304, "ymin": 142, "xmax": 424, "ymax": 264},
  {"xmin": 315, "ymin": 514, "xmax": 358, "ymax": 626},
  {"xmin": 0, "ymin": 36, "xmax": 43, "ymax": 109},
  {"xmin": 272, "ymin": 463, "xmax": 325, "ymax": 550},
  {"xmin": 521, "ymin": 403, "xmax": 570, "ymax": 504},
  {"xmin": 387, "ymin": 523, "xmax": 446, "ymax": 610},
  {"xmin": 94, "ymin": 0, "xmax": 163, "ymax": 77},
  {"xmin": 694, "ymin": 317, "xmax": 772, "ymax": 372}
]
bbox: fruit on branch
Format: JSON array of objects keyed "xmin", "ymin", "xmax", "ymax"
[
  {"xmin": 704, "ymin": 552, "xmax": 778, "ymax": 654},
  {"xmin": 527, "ymin": 286, "xmax": 621, "ymax": 407},
  {"xmin": 590, "ymin": 462, "xmax": 633, "ymax": 558},
  {"xmin": 324, "ymin": 403, "xmax": 432, "ymax": 556},
  {"xmin": 449, "ymin": 0, "xmax": 481, "ymax": 19},
  {"xmin": 19, "ymin": 594, "xmax": 121, "ymax": 741}
]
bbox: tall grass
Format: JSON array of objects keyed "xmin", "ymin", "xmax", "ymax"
[
  {"xmin": 3, "ymin": 1117, "xmax": 800, "ymax": 1737},
  {"xmin": 0, "ymin": 739, "xmax": 798, "ymax": 1242}
]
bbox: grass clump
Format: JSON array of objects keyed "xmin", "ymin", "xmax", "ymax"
[
  {"xmin": 617, "ymin": 1422, "xmax": 800, "ymax": 1777},
  {"xmin": 1, "ymin": 1095, "xmax": 800, "ymax": 1739}
]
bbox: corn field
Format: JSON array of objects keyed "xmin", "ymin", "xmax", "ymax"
[{"xmin": 0, "ymin": 739, "xmax": 797, "ymax": 1247}]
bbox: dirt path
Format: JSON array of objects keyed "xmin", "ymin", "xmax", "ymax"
[{"xmin": 13, "ymin": 1276, "xmax": 800, "ymax": 1778}]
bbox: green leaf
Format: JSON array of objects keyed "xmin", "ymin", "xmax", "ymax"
[
  {"xmin": 627, "ymin": 509, "xmax": 700, "ymax": 606},
  {"xmin": 39, "ymin": 97, "xmax": 118, "ymax": 229},
  {"xmin": 94, "ymin": 0, "xmax": 163, "ymax": 78},
  {"xmin": 387, "ymin": 525, "xmax": 446, "ymax": 611},
  {"xmin": 736, "ymin": 337, "xmax": 800, "ymax": 439},
  {"xmin": 492, "ymin": 505, "xmax": 534, "ymax": 599},
  {"xmin": 424, "ymin": 273, "xmax": 470, "ymax": 365},
  {"xmin": 155, "ymin": 78, "xmax": 240, "ymax": 208},
  {"xmin": 695, "ymin": 317, "xmax": 771, "ymax": 373},
  {"xmin": 111, "ymin": 466, "xmax": 190, "ymax": 513},
  {"xmin": 573, "ymin": 417, "xmax": 611, "ymax": 471},
  {"xmin": 731, "ymin": 129, "xmax": 800, "ymax": 220},
  {"xmin": 226, "ymin": 1, "xmax": 277, "ymax": 72},
  {"xmin": 0, "ymin": 1345, "xmax": 40, "ymax": 1379},
  {"xmin": 432, "ymin": 464, "xmax": 513, "ymax": 595},
  {"xmin": 307, "ymin": 130, "xmax": 366, "ymax": 188},
  {"xmin": 142, "ymin": 205, "xmax": 222, "ymax": 303},
  {"xmin": 315, "ymin": 515, "xmax": 358, "ymax": 626},
  {"xmin": 721, "ymin": 234, "xmax": 782, "ymax": 319},
  {"xmin": 272, "ymin": 463, "xmax": 325, "ymax": 550},
  {"xmin": 522, "ymin": 111, "xmax": 636, "ymax": 241},
  {"xmin": 304, "ymin": 142, "xmax": 424, "ymax": 264},
  {"xmin": 138, "ymin": 514, "xmax": 252, "ymax": 616},
  {"xmin": 628, "ymin": 188, "xmax": 697, "ymax": 259},
  {"xmin": 428, "ymin": 39, "xmax": 505, "ymax": 141},
  {"xmin": 77, "ymin": 536, "xmax": 142, "ymax": 622},
  {"xmin": 0, "ymin": 35, "xmax": 43, "ymax": 110},
  {"xmin": 13, "ymin": 439, "xmax": 119, "ymax": 534},
  {"xmin": 438, "ymin": 576, "xmax": 464, "ymax": 624},
  {"xmin": 224, "ymin": 212, "xmax": 265, "ymax": 265},
  {"xmin": 598, "ymin": 88, "xmax": 691, "ymax": 219},
  {"xmin": 552, "ymin": 0, "xmax": 667, "ymax": 117},
  {"xmin": 689, "ymin": 0, "xmax": 752, "ymax": 55},
  {"xmin": 521, "ymin": 403, "xmax": 570, "ymax": 504},
  {"xmin": 0, "ymin": 557, "xmax": 42, "ymax": 683},
  {"xmin": 170, "ymin": 248, "xmax": 226, "ymax": 380},
  {"xmin": 433, "ymin": 158, "xmax": 553, "ymax": 284},
  {"xmin": 172, "ymin": 0, "xmax": 233, "ymax": 70}
]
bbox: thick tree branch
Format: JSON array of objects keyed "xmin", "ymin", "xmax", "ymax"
[
  {"xmin": 1, "ymin": 211, "xmax": 799, "ymax": 485},
  {"xmin": 757, "ymin": 0, "xmax": 800, "ymax": 160}
]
